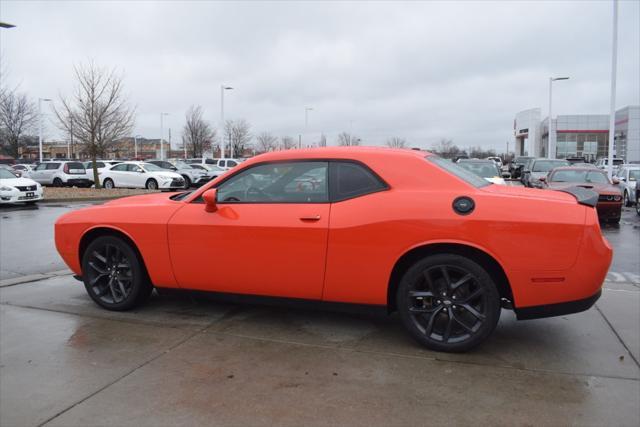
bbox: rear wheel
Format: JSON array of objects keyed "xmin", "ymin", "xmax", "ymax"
[
  {"xmin": 146, "ymin": 179, "xmax": 158, "ymax": 190},
  {"xmin": 103, "ymin": 178, "xmax": 115, "ymax": 189},
  {"xmin": 81, "ymin": 236, "xmax": 152, "ymax": 311},
  {"xmin": 396, "ymin": 254, "xmax": 501, "ymax": 352}
]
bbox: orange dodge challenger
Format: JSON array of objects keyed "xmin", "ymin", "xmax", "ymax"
[{"xmin": 55, "ymin": 147, "xmax": 612, "ymax": 352}]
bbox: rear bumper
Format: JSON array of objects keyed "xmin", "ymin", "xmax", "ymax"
[
  {"xmin": 596, "ymin": 202, "xmax": 622, "ymax": 220},
  {"xmin": 514, "ymin": 289, "xmax": 601, "ymax": 320}
]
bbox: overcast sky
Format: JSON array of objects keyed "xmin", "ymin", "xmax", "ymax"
[{"xmin": 1, "ymin": 0, "xmax": 639, "ymax": 151}]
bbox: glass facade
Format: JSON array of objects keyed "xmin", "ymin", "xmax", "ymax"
[{"xmin": 545, "ymin": 132, "xmax": 609, "ymax": 161}]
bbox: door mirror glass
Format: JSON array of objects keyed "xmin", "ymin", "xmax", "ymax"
[
  {"xmin": 612, "ymin": 177, "xmax": 620, "ymax": 185},
  {"xmin": 203, "ymin": 188, "xmax": 218, "ymax": 212}
]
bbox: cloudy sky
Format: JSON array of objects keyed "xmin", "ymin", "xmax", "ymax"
[{"xmin": 1, "ymin": 0, "xmax": 639, "ymax": 151}]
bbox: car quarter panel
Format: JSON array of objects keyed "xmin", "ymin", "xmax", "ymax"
[{"xmin": 54, "ymin": 194, "xmax": 183, "ymax": 287}]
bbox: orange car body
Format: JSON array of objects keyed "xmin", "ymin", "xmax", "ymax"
[{"xmin": 55, "ymin": 147, "xmax": 612, "ymax": 318}]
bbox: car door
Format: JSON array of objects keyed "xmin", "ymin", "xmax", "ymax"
[
  {"xmin": 168, "ymin": 161, "xmax": 331, "ymax": 300},
  {"xmin": 107, "ymin": 164, "xmax": 129, "ymax": 186},
  {"xmin": 45, "ymin": 163, "xmax": 61, "ymax": 184},
  {"xmin": 127, "ymin": 164, "xmax": 145, "ymax": 188},
  {"xmin": 30, "ymin": 163, "xmax": 48, "ymax": 183}
]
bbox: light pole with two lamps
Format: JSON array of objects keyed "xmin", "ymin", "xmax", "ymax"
[
  {"xmin": 219, "ymin": 85, "xmax": 234, "ymax": 161},
  {"xmin": 38, "ymin": 98, "xmax": 52, "ymax": 163},
  {"xmin": 160, "ymin": 113, "xmax": 169, "ymax": 160}
]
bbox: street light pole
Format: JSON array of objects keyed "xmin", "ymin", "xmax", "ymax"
[
  {"xmin": 134, "ymin": 134, "xmax": 142, "ymax": 159},
  {"xmin": 220, "ymin": 85, "xmax": 233, "ymax": 161},
  {"xmin": 38, "ymin": 98, "xmax": 52, "ymax": 163},
  {"xmin": 160, "ymin": 113, "xmax": 168, "ymax": 160},
  {"xmin": 304, "ymin": 107, "xmax": 313, "ymax": 147},
  {"xmin": 606, "ymin": 0, "xmax": 618, "ymax": 179},
  {"xmin": 547, "ymin": 77, "xmax": 570, "ymax": 159}
]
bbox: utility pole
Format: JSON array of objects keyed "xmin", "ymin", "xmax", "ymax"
[{"xmin": 606, "ymin": 0, "xmax": 618, "ymax": 179}]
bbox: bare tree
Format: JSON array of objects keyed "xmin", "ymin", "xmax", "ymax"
[
  {"xmin": 0, "ymin": 90, "xmax": 37, "ymax": 158},
  {"xmin": 337, "ymin": 131, "xmax": 360, "ymax": 146},
  {"xmin": 55, "ymin": 62, "xmax": 135, "ymax": 187},
  {"xmin": 386, "ymin": 137, "xmax": 407, "ymax": 148},
  {"xmin": 223, "ymin": 119, "xmax": 252, "ymax": 157},
  {"xmin": 255, "ymin": 131, "xmax": 278, "ymax": 153},
  {"xmin": 430, "ymin": 138, "xmax": 465, "ymax": 159},
  {"xmin": 280, "ymin": 135, "xmax": 296, "ymax": 150},
  {"xmin": 469, "ymin": 146, "xmax": 497, "ymax": 159},
  {"xmin": 182, "ymin": 105, "xmax": 215, "ymax": 158},
  {"xmin": 318, "ymin": 133, "xmax": 327, "ymax": 147}
]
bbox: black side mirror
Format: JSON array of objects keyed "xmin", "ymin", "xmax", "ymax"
[{"xmin": 170, "ymin": 166, "xmax": 177, "ymax": 171}]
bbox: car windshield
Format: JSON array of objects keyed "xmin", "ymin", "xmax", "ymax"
[
  {"xmin": 174, "ymin": 162, "xmax": 194, "ymax": 169},
  {"xmin": 532, "ymin": 160, "xmax": 570, "ymax": 172},
  {"xmin": 550, "ymin": 170, "xmax": 610, "ymax": 184},
  {"xmin": 629, "ymin": 170, "xmax": 639, "ymax": 181},
  {"xmin": 0, "ymin": 169, "xmax": 17, "ymax": 179},
  {"xmin": 514, "ymin": 157, "xmax": 533, "ymax": 164},
  {"xmin": 457, "ymin": 162, "xmax": 500, "ymax": 178},
  {"xmin": 428, "ymin": 156, "xmax": 490, "ymax": 188},
  {"xmin": 140, "ymin": 163, "xmax": 165, "ymax": 172}
]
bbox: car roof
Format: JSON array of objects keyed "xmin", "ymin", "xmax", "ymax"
[
  {"xmin": 551, "ymin": 166, "xmax": 607, "ymax": 172},
  {"xmin": 242, "ymin": 146, "xmax": 431, "ymax": 165}
]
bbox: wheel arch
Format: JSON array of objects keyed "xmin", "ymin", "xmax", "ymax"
[
  {"xmin": 387, "ymin": 242, "xmax": 514, "ymax": 312},
  {"xmin": 78, "ymin": 226, "xmax": 152, "ymax": 284}
]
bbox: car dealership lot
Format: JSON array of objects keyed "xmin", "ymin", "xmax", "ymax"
[{"xmin": 1, "ymin": 202, "xmax": 639, "ymax": 426}]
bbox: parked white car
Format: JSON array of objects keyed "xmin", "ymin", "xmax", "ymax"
[
  {"xmin": 0, "ymin": 168, "xmax": 43, "ymax": 204},
  {"xmin": 11, "ymin": 164, "xmax": 36, "ymax": 178},
  {"xmin": 188, "ymin": 163, "xmax": 228, "ymax": 180},
  {"xmin": 615, "ymin": 165, "xmax": 640, "ymax": 207},
  {"xmin": 29, "ymin": 161, "xmax": 92, "ymax": 187},
  {"xmin": 186, "ymin": 158, "xmax": 243, "ymax": 170},
  {"xmin": 456, "ymin": 159, "xmax": 507, "ymax": 185},
  {"xmin": 148, "ymin": 159, "xmax": 209, "ymax": 188},
  {"xmin": 99, "ymin": 161, "xmax": 185, "ymax": 190},
  {"xmin": 83, "ymin": 160, "xmax": 122, "ymax": 184}
]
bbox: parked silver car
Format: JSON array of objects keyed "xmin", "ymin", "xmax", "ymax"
[
  {"xmin": 615, "ymin": 165, "xmax": 640, "ymax": 206},
  {"xmin": 147, "ymin": 159, "xmax": 209, "ymax": 188},
  {"xmin": 28, "ymin": 161, "xmax": 92, "ymax": 187}
]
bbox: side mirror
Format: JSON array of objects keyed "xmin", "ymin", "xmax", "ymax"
[
  {"xmin": 170, "ymin": 167, "xmax": 178, "ymax": 171},
  {"xmin": 203, "ymin": 188, "xmax": 218, "ymax": 212},
  {"xmin": 612, "ymin": 178, "xmax": 620, "ymax": 185}
]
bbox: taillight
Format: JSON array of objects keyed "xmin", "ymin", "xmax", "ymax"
[{"xmin": 63, "ymin": 164, "xmax": 69, "ymax": 174}]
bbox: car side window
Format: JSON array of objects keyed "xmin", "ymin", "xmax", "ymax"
[
  {"xmin": 35, "ymin": 164, "xmax": 47, "ymax": 171},
  {"xmin": 329, "ymin": 161, "xmax": 387, "ymax": 202},
  {"xmin": 126, "ymin": 164, "xmax": 143, "ymax": 172},
  {"xmin": 46, "ymin": 163, "xmax": 61, "ymax": 170},
  {"xmin": 228, "ymin": 160, "xmax": 238, "ymax": 167},
  {"xmin": 111, "ymin": 164, "xmax": 128, "ymax": 172},
  {"xmin": 217, "ymin": 161, "xmax": 328, "ymax": 203}
]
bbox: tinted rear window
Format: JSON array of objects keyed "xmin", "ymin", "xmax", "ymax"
[
  {"xmin": 330, "ymin": 162, "xmax": 386, "ymax": 201},
  {"xmin": 428, "ymin": 156, "xmax": 490, "ymax": 188}
]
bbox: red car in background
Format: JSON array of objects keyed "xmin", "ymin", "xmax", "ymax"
[
  {"xmin": 55, "ymin": 147, "xmax": 612, "ymax": 352},
  {"xmin": 542, "ymin": 166, "xmax": 623, "ymax": 224}
]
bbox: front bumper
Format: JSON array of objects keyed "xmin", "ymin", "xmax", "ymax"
[
  {"xmin": 159, "ymin": 177, "xmax": 185, "ymax": 189},
  {"xmin": 0, "ymin": 188, "xmax": 44, "ymax": 203},
  {"xmin": 65, "ymin": 178, "xmax": 92, "ymax": 187},
  {"xmin": 596, "ymin": 201, "xmax": 622, "ymax": 220}
]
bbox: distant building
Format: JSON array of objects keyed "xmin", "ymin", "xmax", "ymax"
[{"xmin": 513, "ymin": 105, "xmax": 639, "ymax": 163}]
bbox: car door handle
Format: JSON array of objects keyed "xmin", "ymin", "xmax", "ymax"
[{"xmin": 299, "ymin": 215, "xmax": 321, "ymax": 221}]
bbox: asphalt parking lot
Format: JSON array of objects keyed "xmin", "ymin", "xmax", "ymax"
[{"xmin": 1, "ymin": 201, "xmax": 639, "ymax": 426}]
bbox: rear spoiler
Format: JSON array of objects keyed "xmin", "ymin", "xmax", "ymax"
[{"xmin": 555, "ymin": 187, "xmax": 598, "ymax": 207}]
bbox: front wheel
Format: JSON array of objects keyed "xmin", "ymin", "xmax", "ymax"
[
  {"xmin": 81, "ymin": 235, "xmax": 153, "ymax": 311},
  {"xmin": 623, "ymin": 191, "xmax": 631, "ymax": 207},
  {"xmin": 182, "ymin": 175, "xmax": 191, "ymax": 189},
  {"xmin": 396, "ymin": 254, "xmax": 501, "ymax": 352},
  {"xmin": 146, "ymin": 179, "xmax": 158, "ymax": 190}
]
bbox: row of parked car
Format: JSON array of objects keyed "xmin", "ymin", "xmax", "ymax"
[
  {"xmin": 0, "ymin": 157, "xmax": 245, "ymax": 204},
  {"xmin": 456, "ymin": 156, "xmax": 639, "ymax": 224}
]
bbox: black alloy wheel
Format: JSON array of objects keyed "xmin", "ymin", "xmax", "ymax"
[
  {"xmin": 146, "ymin": 179, "xmax": 158, "ymax": 190},
  {"xmin": 397, "ymin": 254, "xmax": 501, "ymax": 352},
  {"xmin": 182, "ymin": 175, "xmax": 191, "ymax": 189},
  {"xmin": 82, "ymin": 236, "xmax": 152, "ymax": 311}
]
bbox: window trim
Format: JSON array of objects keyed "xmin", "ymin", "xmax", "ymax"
[{"xmin": 192, "ymin": 158, "xmax": 389, "ymax": 205}]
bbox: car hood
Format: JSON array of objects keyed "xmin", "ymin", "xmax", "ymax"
[
  {"xmin": 0, "ymin": 177, "xmax": 39, "ymax": 187},
  {"xmin": 148, "ymin": 171, "xmax": 183, "ymax": 179},
  {"xmin": 546, "ymin": 182, "xmax": 620, "ymax": 195},
  {"xmin": 102, "ymin": 192, "xmax": 181, "ymax": 206}
]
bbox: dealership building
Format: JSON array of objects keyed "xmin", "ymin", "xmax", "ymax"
[{"xmin": 513, "ymin": 105, "xmax": 639, "ymax": 163}]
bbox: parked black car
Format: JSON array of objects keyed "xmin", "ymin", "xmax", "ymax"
[{"xmin": 509, "ymin": 156, "xmax": 535, "ymax": 179}]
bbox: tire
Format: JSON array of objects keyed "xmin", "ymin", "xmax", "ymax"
[
  {"xmin": 636, "ymin": 197, "xmax": 640, "ymax": 216},
  {"xmin": 146, "ymin": 179, "xmax": 158, "ymax": 190},
  {"xmin": 623, "ymin": 191, "xmax": 631, "ymax": 207},
  {"xmin": 53, "ymin": 178, "xmax": 63, "ymax": 187},
  {"xmin": 182, "ymin": 175, "xmax": 191, "ymax": 189},
  {"xmin": 81, "ymin": 235, "xmax": 153, "ymax": 311},
  {"xmin": 103, "ymin": 178, "xmax": 115, "ymax": 189},
  {"xmin": 396, "ymin": 254, "xmax": 501, "ymax": 352}
]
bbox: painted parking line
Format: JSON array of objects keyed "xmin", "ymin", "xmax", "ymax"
[{"xmin": 606, "ymin": 271, "xmax": 640, "ymax": 284}]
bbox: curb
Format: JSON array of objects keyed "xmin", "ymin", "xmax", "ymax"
[
  {"xmin": 0, "ymin": 269, "xmax": 73, "ymax": 288},
  {"xmin": 41, "ymin": 197, "xmax": 117, "ymax": 203}
]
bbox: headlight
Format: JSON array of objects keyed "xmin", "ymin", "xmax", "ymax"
[
  {"xmin": 614, "ymin": 195, "xmax": 622, "ymax": 201},
  {"xmin": 0, "ymin": 185, "xmax": 14, "ymax": 191},
  {"xmin": 158, "ymin": 175, "xmax": 173, "ymax": 180}
]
